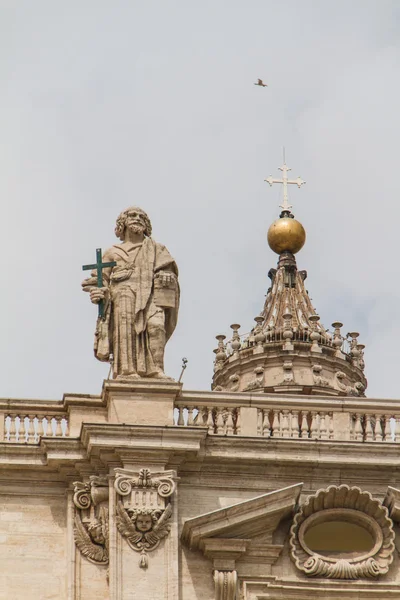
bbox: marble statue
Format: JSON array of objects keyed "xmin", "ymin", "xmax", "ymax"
[{"xmin": 82, "ymin": 207, "xmax": 179, "ymax": 379}]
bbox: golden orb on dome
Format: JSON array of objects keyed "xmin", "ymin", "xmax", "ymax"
[{"xmin": 267, "ymin": 216, "xmax": 306, "ymax": 255}]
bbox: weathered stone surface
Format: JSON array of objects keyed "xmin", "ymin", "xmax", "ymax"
[{"xmin": 82, "ymin": 207, "xmax": 179, "ymax": 380}]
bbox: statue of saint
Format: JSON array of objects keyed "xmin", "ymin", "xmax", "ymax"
[{"xmin": 82, "ymin": 207, "xmax": 179, "ymax": 379}]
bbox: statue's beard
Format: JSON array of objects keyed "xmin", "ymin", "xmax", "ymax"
[{"xmin": 128, "ymin": 223, "xmax": 145, "ymax": 235}]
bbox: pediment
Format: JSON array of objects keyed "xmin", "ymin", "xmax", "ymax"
[
  {"xmin": 181, "ymin": 483, "xmax": 302, "ymax": 570},
  {"xmin": 181, "ymin": 483, "xmax": 302, "ymax": 550}
]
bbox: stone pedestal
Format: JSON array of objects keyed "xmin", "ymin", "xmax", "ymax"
[{"xmin": 103, "ymin": 379, "xmax": 181, "ymax": 427}]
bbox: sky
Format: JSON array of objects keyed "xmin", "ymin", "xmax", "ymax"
[{"xmin": 0, "ymin": 0, "xmax": 399, "ymax": 400}]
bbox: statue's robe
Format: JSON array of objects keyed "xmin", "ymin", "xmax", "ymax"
[{"xmin": 94, "ymin": 237, "xmax": 179, "ymax": 377}]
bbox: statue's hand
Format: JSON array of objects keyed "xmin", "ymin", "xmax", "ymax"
[
  {"xmin": 82, "ymin": 276, "xmax": 97, "ymax": 291},
  {"xmin": 89, "ymin": 287, "xmax": 108, "ymax": 305}
]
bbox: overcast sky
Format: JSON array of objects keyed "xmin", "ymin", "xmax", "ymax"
[{"xmin": 0, "ymin": 0, "xmax": 399, "ymax": 400}]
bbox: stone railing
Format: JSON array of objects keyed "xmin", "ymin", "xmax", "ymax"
[
  {"xmin": 5, "ymin": 414, "xmax": 68, "ymax": 443},
  {"xmin": 0, "ymin": 399, "xmax": 70, "ymax": 444},
  {"xmin": 174, "ymin": 392, "xmax": 400, "ymax": 442},
  {"xmin": 224, "ymin": 330, "xmax": 352, "ymax": 358}
]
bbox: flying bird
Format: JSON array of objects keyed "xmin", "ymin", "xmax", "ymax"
[{"xmin": 254, "ymin": 78, "xmax": 267, "ymax": 87}]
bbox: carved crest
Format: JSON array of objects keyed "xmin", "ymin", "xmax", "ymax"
[
  {"xmin": 290, "ymin": 485, "xmax": 395, "ymax": 579},
  {"xmin": 114, "ymin": 468, "xmax": 175, "ymax": 568},
  {"xmin": 73, "ymin": 476, "xmax": 109, "ymax": 565}
]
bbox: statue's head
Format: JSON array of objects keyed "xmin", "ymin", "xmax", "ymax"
[
  {"xmin": 135, "ymin": 513, "xmax": 154, "ymax": 533},
  {"xmin": 129, "ymin": 508, "xmax": 157, "ymax": 533},
  {"xmin": 88, "ymin": 519, "xmax": 105, "ymax": 544},
  {"xmin": 115, "ymin": 206, "xmax": 152, "ymax": 241}
]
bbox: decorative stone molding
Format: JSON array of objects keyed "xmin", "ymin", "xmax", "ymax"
[
  {"xmin": 335, "ymin": 371, "xmax": 365, "ymax": 396},
  {"xmin": 384, "ymin": 486, "xmax": 400, "ymax": 522},
  {"xmin": 290, "ymin": 485, "xmax": 395, "ymax": 579},
  {"xmin": 228, "ymin": 374, "xmax": 240, "ymax": 392},
  {"xmin": 213, "ymin": 570, "xmax": 237, "ymax": 600},
  {"xmin": 114, "ymin": 468, "xmax": 175, "ymax": 568},
  {"xmin": 73, "ymin": 476, "xmax": 109, "ymax": 565},
  {"xmin": 312, "ymin": 363, "xmax": 329, "ymax": 387},
  {"xmin": 282, "ymin": 360, "xmax": 294, "ymax": 383},
  {"xmin": 243, "ymin": 367, "xmax": 264, "ymax": 391}
]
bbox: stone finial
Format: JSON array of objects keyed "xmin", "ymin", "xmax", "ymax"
[
  {"xmin": 253, "ymin": 317, "xmax": 265, "ymax": 354},
  {"xmin": 309, "ymin": 315, "xmax": 322, "ymax": 353},
  {"xmin": 230, "ymin": 324, "xmax": 241, "ymax": 358},
  {"xmin": 282, "ymin": 306, "xmax": 294, "ymax": 351},
  {"xmin": 357, "ymin": 344, "xmax": 366, "ymax": 371},
  {"xmin": 348, "ymin": 332, "xmax": 361, "ymax": 368},
  {"xmin": 214, "ymin": 335, "xmax": 227, "ymax": 371},
  {"xmin": 332, "ymin": 322, "xmax": 344, "ymax": 358}
]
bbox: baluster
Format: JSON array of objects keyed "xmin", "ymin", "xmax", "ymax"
[
  {"xmin": 25, "ymin": 415, "xmax": 34, "ymax": 443},
  {"xmin": 319, "ymin": 412, "xmax": 328, "ymax": 440},
  {"xmin": 226, "ymin": 410, "xmax": 234, "ymax": 435},
  {"xmin": 365, "ymin": 414, "xmax": 374, "ymax": 442},
  {"xmin": 394, "ymin": 416, "xmax": 400, "ymax": 443},
  {"xmin": 350, "ymin": 414, "xmax": 355, "ymax": 440},
  {"xmin": 55, "ymin": 418, "xmax": 62, "ymax": 437},
  {"xmin": 328, "ymin": 412, "xmax": 334, "ymax": 440},
  {"xmin": 291, "ymin": 410, "xmax": 300, "ymax": 438},
  {"xmin": 235, "ymin": 408, "xmax": 241, "ymax": 435},
  {"xmin": 300, "ymin": 412, "xmax": 309, "ymax": 439},
  {"xmin": 216, "ymin": 409, "xmax": 225, "ymax": 435},
  {"xmin": 32, "ymin": 416, "xmax": 39, "ymax": 443},
  {"xmin": 374, "ymin": 415, "xmax": 383, "ymax": 442},
  {"xmin": 14, "ymin": 416, "xmax": 21, "ymax": 443},
  {"xmin": 5, "ymin": 416, "xmax": 11, "ymax": 442},
  {"xmin": 45, "ymin": 416, "xmax": 54, "ymax": 436},
  {"xmin": 187, "ymin": 407, "xmax": 195, "ymax": 426},
  {"xmin": 281, "ymin": 410, "xmax": 290, "ymax": 438},
  {"xmin": 310, "ymin": 412, "xmax": 319, "ymax": 439},
  {"xmin": 272, "ymin": 408, "xmax": 282, "ymax": 437},
  {"xmin": 257, "ymin": 410, "xmax": 263, "ymax": 435},
  {"xmin": 353, "ymin": 414, "xmax": 363, "ymax": 442},
  {"xmin": 384, "ymin": 415, "xmax": 392, "ymax": 442},
  {"xmin": 199, "ymin": 407, "xmax": 207, "ymax": 426},
  {"xmin": 177, "ymin": 407, "xmax": 184, "ymax": 426},
  {"xmin": 8, "ymin": 416, "xmax": 16, "ymax": 442},
  {"xmin": 206, "ymin": 408, "xmax": 215, "ymax": 434},
  {"xmin": 62, "ymin": 417, "xmax": 69, "ymax": 437},
  {"xmin": 37, "ymin": 416, "xmax": 46, "ymax": 438},
  {"xmin": 262, "ymin": 410, "xmax": 271, "ymax": 438}
]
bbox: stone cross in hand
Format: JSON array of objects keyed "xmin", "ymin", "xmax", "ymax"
[{"xmin": 82, "ymin": 248, "xmax": 116, "ymax": 318}]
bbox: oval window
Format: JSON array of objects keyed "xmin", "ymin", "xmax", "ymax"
[{"xmin": 304, "ymin": 521, "xmax": 375, "ymax": 559}]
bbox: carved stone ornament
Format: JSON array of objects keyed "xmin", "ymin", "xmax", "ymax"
[
  {"xmin": 114, "ymin": 468, "xmax": 175, "ymax": 568},
  {"xmin": 73, "ymin": 476, "xmax": 109, "ymax": 565},
  {"xmin": 290, "ymin": 485, "xmax": 395, "ymax": 579},
  {"xmin": 214, "ymin": 570, "xmax": 237, "ymax": 600},
  {"xmin": 335, "ymin": 371, "xmax": 365, "ymax": 396}
]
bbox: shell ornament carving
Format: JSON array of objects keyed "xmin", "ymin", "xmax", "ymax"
[{"xmin": 290, "ymin": 485, "xmax": 395, "ymax": 579}]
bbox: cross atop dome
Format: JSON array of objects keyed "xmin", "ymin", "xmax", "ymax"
[{"xmin": 265, "ymin": 154, "xmax": 305, "ymax": 216}]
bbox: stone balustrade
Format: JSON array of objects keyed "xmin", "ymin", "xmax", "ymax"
[
  {"xmin": 224, "ymin": 330, "xmax": 352, "ymax": 358},
  {"xmin": 175, "ymin": 391, "xmax": 400, "ymax": 442},
  {"xmin": 0, "ymin": 388, "xmax": 399, "ymax": 445},
  {"xmin": 0, "ymin": 398, "xmax": 71, "ymax": 444},
  {"xmin": 5, "ymin": 414, "xmax": 68, "ymax": 443}
]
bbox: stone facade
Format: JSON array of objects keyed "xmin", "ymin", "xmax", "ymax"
[{"xmin": 1, "ymin": 382, "xmax": 400, "ymax": 599}]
